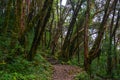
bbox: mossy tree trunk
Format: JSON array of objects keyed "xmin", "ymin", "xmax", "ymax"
[
  {"xmin": 84, "ymin": 0, "xmax": 90, "ymax": 72},
  {"xmin": 61, "ymin": 0, "xmax": 83, "ymax": 60},
  {"xmin": 28, "ymin": 0, "xmax": 54, "ymax": 61},
  {"xmin": 85, "ymin": 0, "xmax": 118, "ymax": 72}
]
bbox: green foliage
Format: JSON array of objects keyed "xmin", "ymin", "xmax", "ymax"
[
  {"xmin": 0, "ymin": 72, "xmax": 36, "ymax": 80},
  {"xmin": 68, "ymin": 44, "xmax": 120, "ymax": 80},
  {"xmin": 67, "ymin": 54, "xmax": 84, "ymax": 67},
  {"xmin": 75, "ymin": 71, "xmax": 90, "ymax": 80},
  {"xmin": 0, "ymin": 0, "xmax": 120, "ymax": 80},
  {"xmin": 0, "ymin": 54, "xmax": 52, "ymax": 80}
]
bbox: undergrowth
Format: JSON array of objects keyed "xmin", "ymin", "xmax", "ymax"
[
  {"xmin": 67, "ymin": 54, "xmax": 120, "ymax": 80},
  {"xmin": 0, "ymin": 54, "xmax": 52, "ymax": 80}
]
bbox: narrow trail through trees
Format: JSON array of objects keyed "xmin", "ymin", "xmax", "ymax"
[{"xmin": 47, "ymin": 57, "xmax": 82, "ymax": 80}]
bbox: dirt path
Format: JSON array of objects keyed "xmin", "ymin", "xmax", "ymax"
[
  {"xmin": 52, "ymin": 64, "xmax": 81, "ymax": 80},
  {"xmin": 46, "ymin": 57, "xmax": 82, "ymax": 80}
]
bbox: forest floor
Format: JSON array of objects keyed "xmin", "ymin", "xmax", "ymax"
[{"xmin": 47, "ymin": 57, "xmax": 82, "ymax": 80}]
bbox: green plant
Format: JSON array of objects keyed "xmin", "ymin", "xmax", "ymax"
[
  {"xmin": 75, "ymin": 71, "xmax": 90, "ymax": 80},
  {"xmin": 0, "ymin": 54, "xmax": 52, "ymax": 80}
]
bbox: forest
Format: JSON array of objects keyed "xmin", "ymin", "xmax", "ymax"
[{"xmin": 0, "ymin": 0, "xmax": 120, "ymax": 80}]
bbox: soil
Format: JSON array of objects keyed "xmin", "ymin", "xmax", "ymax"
[
  {"xmin": 46, "ymin": 57, "xmax": 82, "ymax": 80},
  {"xmin": 52, "ymin": 64, "xmax": 81, "ymax": 80}
]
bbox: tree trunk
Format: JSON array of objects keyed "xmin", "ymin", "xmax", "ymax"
[
  {"xmin": 61, "ymin": 0, "xmax": 83, "ymax": 59},
  {"xmin": 85, "ymin": 0, "xmax": 111, "ymax": 71},
  {"xmin": 28, "ymin": 0, "xmax": 53, "ymax": 61},
  {"xmin": 84, "ymin": 0, "xmax": 90, "ymax": 71},
  {"xmin": 107, "ymin": 0, "xmax": 117, "ymax": 75}
]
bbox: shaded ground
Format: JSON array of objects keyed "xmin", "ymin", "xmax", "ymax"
[
  {"xmin": 52, "ymin": 64, "xmax": 81, "ymax": 80},
  {"xmin": 46, "ymin": 57, "xmax": 115, "ymax": 80},
  {"xmin": 46, "ymin": 57, "xmax": 82, "ymax": 80}
]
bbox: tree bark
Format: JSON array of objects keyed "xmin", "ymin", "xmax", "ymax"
[
  {"xmin": 28, "ymin": 0, "xmax": 53, "ymax": 61},
  {"xmin": 84, "ymin": 0, "xmax": 90, "ymax": 71},
  {"xmin": 107, "ymin": 0, "xmax": 118, "ymax": 75},
  {"xmin": 61, "ymin": 0, "xmax": 83, "ymax": 60},
  {"xmin": 84, "ymin": 0, "xmax": 111, "ymax": 71}
]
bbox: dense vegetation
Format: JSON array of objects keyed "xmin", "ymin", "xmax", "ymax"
[{"xmin": 0, "ymin": 0, "xmax": 120, "ymax": 80}]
